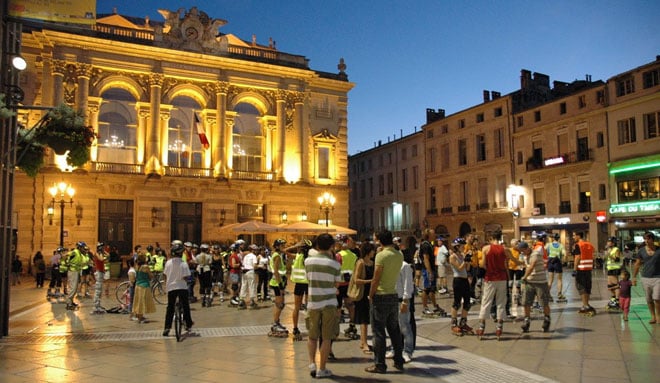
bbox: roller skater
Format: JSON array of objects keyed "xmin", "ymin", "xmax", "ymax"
[
  {"xmin": 288, "ymin": 240, "xmax": 311, "ymax": 343},
  {"xmin": 419, "ymin": 229, "xmax": 441, "ymax": 321},
  {"xmin": 268, "ymin": 239, "xmax": 288, "ymax": 338},
  {"xmin": 546, "ymin": 233, "xmax": 565, "ymax": 302},
  {"xmin": 268, "ymin": 321, "xmax": 289, "ymax": 337},
  {"xmin": 196, "ymin": 243, "xmax": 213, "ymax": 308},
  {"xmin": 473, "ymin": 232, "xmax": 522, "ymax": 341},
  {"xmin": 449, "ymin": 237, "xmax": 472, "ymax": 336},
  {"xmin": 605, "ymin": 237, "xmax": 623, "ymax": 311},
  {"xmin": 556, "ymin": 291, "xmax": 568, "ymax": 303},
  {"xmin": 518, "ymin": 241, "xmax": 553, "ymax": 333},
  {"xmin": 572, "ymin": 232, "xmax": 596, "ymax": 317}
]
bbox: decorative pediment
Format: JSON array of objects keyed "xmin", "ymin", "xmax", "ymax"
[
  {"xmin": 313, "ymin": 129, "xmax": 337, "ymax": 142},
  {"xmin": 155, "ymin": 7, "xmax": 228, "ymax": 54}
]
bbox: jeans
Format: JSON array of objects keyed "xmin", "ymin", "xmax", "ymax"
[
  {"xmin": 94, "ymin": 271, "xmax": 104, "ymax": 309},
  {"xmin": 371, "ymin": 294, "xmax": 404, "ymax": 369},
  {"xmin": 398, "ymin": 308, "xmax": 414, "ymax": 356}
]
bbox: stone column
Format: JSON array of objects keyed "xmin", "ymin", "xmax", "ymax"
[
  {"xmin": 145, "ymin": 74, "xmax": 163, "ymax": 176},
  {"xmin": 135, "ymin": 102, "xmax": 150, "ymax": 164},
  {"xmin": 293, "ymin": 92, "xmax": 305, "ymax": 183},
  {"xmin": 87, "ymin": 98, "xmax": 101, "ymax": 162},
  {"xmin": 275, "ymin": 90, "xmax": 286, "ymax": 181},
  {"xmin": 51, "ymin": 59, "xmax": 66, "ymax": 107},
  {"xmin": 213, "ymin": 81, "xmax": 229, "ymax": 178},
  {"xmin": 76, "ymin": 63, "xmax": 93, "ymax": 121}
]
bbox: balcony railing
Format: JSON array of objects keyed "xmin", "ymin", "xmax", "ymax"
[
  {"xmin": 458, "ymin": 205, "xmax": 470, "ymax": 212},
  {"xmin": 476, "ymin": 202, "xmax": 490, "ymax": 210},
  {"xmin": 440, "ymin": 207, "xmax": 453, "ymax": 214},
  {"xmin": 559, "ymin": 202, "xmax": 571, "ymax": 214},
  {"xmin": 231, "ymin": 170, "xmax": 277, "ymax": 181},
  {"xmin": 91, "ymin": 162, "xmax": 144, "ymax": 174},
  {"xmin": 165, "ymin": 166, "xmax": 212, "ymax": 178},
  {"xmin": 526, "ymin": 149, "xmax": 594, "ymax": 171},
  {"xmin": 426, "ymin": 208, "xmax": 438, "ymax": 215}
]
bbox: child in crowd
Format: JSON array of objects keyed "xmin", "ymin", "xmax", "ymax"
[{"xmin": 618, "ymin": 269, "xmax": 633, "ymax": 321}]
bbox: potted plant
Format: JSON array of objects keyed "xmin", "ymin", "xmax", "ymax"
[{"xmin": 4, "ymin": 103, "xmax": 97, "ymax": 177}]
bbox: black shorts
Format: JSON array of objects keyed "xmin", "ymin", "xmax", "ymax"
[
  {"xmin": 547, "ymin": 257, "xmax": 563, "ymax": 273},
  {"xmin": 575, "ymin": 270, "xmax": 592, "ymax": 295},
  {"xmin": 607, "ymin": 268, "xmax": 621, "ymax": 277},
  {"xmin": 271, "ymin": 285, "xmax": 284, "ymax": 297},
  {"xmin": 81, "ymin": 268, "xmax": 91, "ymax": 276},
  {"xmin": 294, "ymin": 282, "xmax": 308, "ymax": 296},
  {"xmin": 336, "ymin": 284, "xmax": 348, "ymax": 306}
]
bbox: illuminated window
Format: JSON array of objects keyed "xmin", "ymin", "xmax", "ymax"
[
  {"xmin": 232, "ymin": 103, "xmax": 263, "ymax": 172},
  {"xmin": 168, "ymin": 96, "xmax": 204, "ymax": 168},
  {"xmin": 97, "ymin": 88, "xmax": 137, "ymax": 164}
]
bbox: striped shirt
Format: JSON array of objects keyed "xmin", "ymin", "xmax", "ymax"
[{"xmin": 304, "ymin": 251, "xmax": 341, "ymax": 310}]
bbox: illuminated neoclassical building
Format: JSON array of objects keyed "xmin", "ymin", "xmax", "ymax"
[{"xmin": 12, "ymin": 7, "xmax": 353, "ymax": 255}]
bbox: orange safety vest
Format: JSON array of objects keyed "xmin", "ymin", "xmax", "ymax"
[{"xmin": 577, "ymin": 240, "xmax": 594, "ymax": 271}]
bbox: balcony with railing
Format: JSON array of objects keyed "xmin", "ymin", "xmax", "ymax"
[
  {"xmin": 440, "ymin": 207, "xmax": 453, "ymax": 214},
  {"xmin": 476, "ymin": 202, "xmax": 490, "ymax": 211},
  {"xmin": 526, "ymin": 149, "xmax": 594, "ymax": 172},
  {"xmin": 458, "ymin": 205, "xmax": 470, "ymax": 212},
  {"xmin": 92, "ymin": 162, "xmax": 278, "ymax": 182},
  {"xmin": 426, "ymin": 208, "xmax": 438, "ymax": 215}
]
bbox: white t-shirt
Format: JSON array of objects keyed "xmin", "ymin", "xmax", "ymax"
[
  {"xmin": 242, "ymin": 252, "xmax": 257, "ymax": 270},
  {"xmin": 164, "ymin": 257, "xmax": 191, "ymax": 292},
  {"xmin": 436, "ymin": 245, "xmax": 449, "ymax": 266}
]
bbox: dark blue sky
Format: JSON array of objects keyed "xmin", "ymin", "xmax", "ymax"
[{"xmin": 96, "ymin": 0, "xmax": 660, "ymax": 154}]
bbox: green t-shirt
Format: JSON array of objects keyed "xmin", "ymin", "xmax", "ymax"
[{"xmin": 375, "ymin": 246, "xmax": 403, "ymax": 295}]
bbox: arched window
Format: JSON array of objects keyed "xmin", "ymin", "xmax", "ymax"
[
  {"xmin": 168, "ymin": 96, "xmax": 203, "ymax": 168},
  {"xmin": 232, "ymin": 102, "xmax": 263, "ymax": 172},
  {"xmin": 98, "ymin": 88, "xmax": 137, "ymax": 164}
]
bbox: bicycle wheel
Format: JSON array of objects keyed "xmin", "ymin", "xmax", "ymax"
[
  {"xmin": 174, "ymin": 301, "xmax": 182, "ymax": 342},
  {"xmin": 152, "ymin": 281, "xmax": 166, "ymax": 305},
  {"xmin": 115, "ymin": 281, "xmax": 130, "ymax": 305}
]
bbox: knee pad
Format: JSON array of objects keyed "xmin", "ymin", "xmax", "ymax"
[{"xmin": 277, "ymin": 302, "xmax": 285, "ymax": 310}]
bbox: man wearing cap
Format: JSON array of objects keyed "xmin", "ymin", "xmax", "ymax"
[
  {"xmin": 239, "ymin": 244, "xmax": 258, "ymax": 309},
  {"xmin": 518, "ymin": 241, "xmax": 552, "ymax": 332}
]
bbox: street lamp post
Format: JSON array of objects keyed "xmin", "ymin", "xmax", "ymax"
[
  {"xmin": 48, "ymin": 182, "xmax": 75, "ymax": 247},
  {"xmin": 317, "ymin": 192, "xmax": 336, "ymax": 227},
  {"xmin": 507, "ymin": 184, "xmax": 523, "ymax": 240}
]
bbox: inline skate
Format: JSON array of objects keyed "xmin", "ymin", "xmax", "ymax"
[
  {"xmin": 344, "ymin": 323, "xmax": 359, "ymax": 340},
  {"xmin": 542, "ymin": 315, "xmax": 551, "ymax": 332},
  {"xmin": 292, "ymin": 327, "xmax": 303, "ymax": 341},
  {"xmin": 268, "ymin": 322, "xmax": 289, "ymax": 338},
  {"xmin": 521, "ymin": 317, "xmax": 531, "ymax": 333}
]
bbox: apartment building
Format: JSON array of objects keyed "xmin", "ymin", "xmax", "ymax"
[
  {"xmin": 607, "ymin": 57, "xmax": 660, "ymax": 246},
  {"xmin": 511, "ymin": 71, "xmax": 610, "ymax": 249},
  {"xmin": 349, "ymin": 131, "xmax": 425, "ymax": 240},
  {"xmin": 423, "ymin": 93, "xmax": 514, "ymax": 242},
  {"xmin": 10, "ymin": 7, "xmax": 353, "ymax": 255},
  {"xmin": 350, "ymin": 57, "xmax": 659, "ymax": 249}
]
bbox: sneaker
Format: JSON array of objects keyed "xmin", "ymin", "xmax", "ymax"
[
  {"xmin": 162, "ymin": 329, "xmax": 170, "ymax": 336},
  {"xmin": 403, "ymin": 353, "xmax": 412, "ymax": 363},
  {"xmin": 422, "ymin": 307, "xmax": 433, "ymax": 315},
  {"xmin": 385, "ymin": 350, "xmax": 394, "ymax": 359},
  {"xmin": 315, "ymin": 369, "xmax": 332, "ymax": 378},
  {"xmin": 308, "ymin": 363, "xmax": 317, "ymax": 378}
]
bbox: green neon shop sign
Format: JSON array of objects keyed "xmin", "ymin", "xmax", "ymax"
[{"xmin": 609, "ymin": 200, "xmax": 660, "ymax": 214}]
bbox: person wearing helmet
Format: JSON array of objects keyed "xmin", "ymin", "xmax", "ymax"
[
  {"xmin": 605, "ymin": 237, "xmax": 623, "ymax": 310},
  {"xmin": 47, "ymin": 247, "xmax": 65, "ymax": 300},
  {"xmin": 448, "ymin": 237, "xmax": 473, "ymax": 336},
  {"xmin": 545, "ymin": 233, "xmax": 567, "ymax": 302},
  {"xmin": 336, "ymin": 235, "xmax": 359, "ymax": 338},
  {"xmin": 474, "ymin": 231, "xmax": 521, "ymax": 339},
  {"xmin": 269, "ymin": 239, "xmax": 288, "ymax": 335},
  {"xmin": 79, "ymin": 243, "xmax": 92, "ymax": 299},
  {"xmin": 195, "ymin": 244, "xmax": 213, "ymax": 307},
  {"xmin": 91, "ymin": 242, "xmax": 108, "ymax": 314},
  {"xmin": 64, "ymin": 241, "xmax": 87, "ymax": 310},
  {"xmin": 145, "ymin": 245, "xmax": 154, "ymax": 272},
  {"xmin": 288, "ymin": 239, "xmax": 312, "ymax": 340},
  {"xmin": 162, "ymin": 240, "xmax": 194, "ymax": 336},
  {"xmin": 182, "ymin": 242, "xmax": 198, "ymax": 303},
  {"xmin": 228, "ymin": 242, "xmax": 244, "ymax": 305},
  {"xmin": 572, "ymin": 232, "xmax": 596, "ymax": 315}
]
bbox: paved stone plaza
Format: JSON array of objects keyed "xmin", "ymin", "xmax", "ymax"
[{"xmin": 1, "ymin": 269, "xmax": 658, "ymax": 382}]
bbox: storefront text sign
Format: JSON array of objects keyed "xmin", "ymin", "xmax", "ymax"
[
  {"xmin": 528, "ymin": 217, "xmax": 571, "ymax": 225},
  {"xmin": 609, "ymin": 201, "xmax": 660, "ymax": 215}
]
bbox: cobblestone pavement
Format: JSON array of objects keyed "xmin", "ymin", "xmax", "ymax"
[{"xmin": 1, "ymin": 269, "xmax": 658, "ymax": 382}]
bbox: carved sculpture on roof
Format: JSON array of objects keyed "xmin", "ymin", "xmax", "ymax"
[{"xmin": 155, "ymin": 7, "xmax": 228, "ymax": 54}]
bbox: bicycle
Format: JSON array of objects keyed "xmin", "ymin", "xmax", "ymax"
[
  {"xmin": 174, "ymin": 299, "xmax": 183, "ymax": 342},
  {"xmin": 115, "ymin": 273, "xmax": 166, "ymax": 305}
]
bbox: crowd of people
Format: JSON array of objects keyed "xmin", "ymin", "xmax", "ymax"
[{"xmin": 8, "ymin": 228, "xmax": 660, "ymax": 378}]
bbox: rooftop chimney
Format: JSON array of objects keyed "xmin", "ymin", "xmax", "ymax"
[
  {"xmin": 483, "ymin": 90, "xmax": 491, "ymax": 102},
  {"xmin": 521, "ymin": 69, "xmax": 532, "ymax": 89},
  {"xmin": 491, "ymin": 91, "xmax": 501, "ymax": 99}
]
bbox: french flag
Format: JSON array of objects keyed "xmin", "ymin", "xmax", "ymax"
[{"xmin": 195, "ymin": 112, "xmax": 209, "ymax": 150}]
